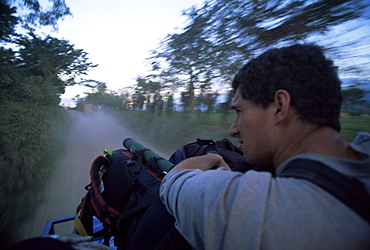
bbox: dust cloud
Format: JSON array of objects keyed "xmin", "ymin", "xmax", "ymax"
[{"xmin": 19, "ymin": 110, "xmax": 169, "ymax": 240}]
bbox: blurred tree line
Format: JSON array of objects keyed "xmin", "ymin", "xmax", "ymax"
[
  {"xmin": 0, "ymin": 1, "xmax": 100, "ymax": 246},
  {"xmin": 80, "ymin": 0, "xmax": 369, "ymax": 116}
]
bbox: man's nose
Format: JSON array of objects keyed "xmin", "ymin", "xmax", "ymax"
[{"xmin": 229, "ymin": 118, "xmax": 238, "ymax": 138}]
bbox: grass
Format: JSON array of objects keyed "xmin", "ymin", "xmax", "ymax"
[
  {"xmin": 114, "ymin": 110, "xmax": 239, "ymax": 156},
  {"xmin": 113, "ymin": 110, "xmax": 370, "ymax": 155},
  {"xmin": 340, "ymin": 116, "xmax": 370, "ymax": 142},
  {"xmin": 0, "ymin": 101, "xmax": 70, "ymax": 248}
]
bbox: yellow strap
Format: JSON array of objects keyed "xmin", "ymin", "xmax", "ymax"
[
  {"xmin": 103, "ymin": 149, "xmax": 112, "ymax": 156},
  {"xmin": 99, "ymin": 172, "xmax": 104, "ymax": 181},
  {"xmin": 74, "ymin": 215, "xmax": 89, "ymax": 236},
  {"xmin": 75, "ymin": 149, "xmax": 110, "ymax": 237},
  {"xmin": 75, "ymin": 204, "xmax": 81, "ymax": 215},
  {"xmin": 99, "ymin": 149, "xmax": 109, "ymax": 181},
  {"xmin": 74, "ymin": 206, "xmax": 89, "ymax": 236}
]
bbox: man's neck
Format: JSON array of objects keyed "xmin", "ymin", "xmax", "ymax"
[{"xmin": 273, "ymin": 125, "xmax": 362, "ymax": 168}]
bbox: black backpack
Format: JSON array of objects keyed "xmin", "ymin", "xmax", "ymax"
[
  {"xmin": 75, "ymin": 147, "xmax": 190, "ymax": 249},
  {"xmin": 75, "ymin": 138, "xmax": 262, "ymax": 249},
  {"xmin": 169, "ymin": 138, "xmax": 275, "ymax": 174}
]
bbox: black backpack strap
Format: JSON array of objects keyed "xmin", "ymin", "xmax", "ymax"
[
  {"xmin": 276, "ymin": 159, "xmax": 370, "ymax": 224},
  {"xmin": 147, "ymin": 156, "xmax": 168, "ymax": 178}
]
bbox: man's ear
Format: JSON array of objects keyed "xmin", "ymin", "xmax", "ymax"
[{"xmin": 273, "ymin": 89, "xmax": 291, "ymax": 125}]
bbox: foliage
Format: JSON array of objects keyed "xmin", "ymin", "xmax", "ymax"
[
  {"xmin": 83, "ymin": 92, "xmax": 124, "ymax": 110},
  {"xmin": 195, "ymin": 92, "xmax": 218, "ymax": 113},
  {"xmin": 7, "ymin": 0, "xmax": 71, "ymax": 30},
  {"xmin": 147, "ymin": 0, "xmax": 369, "ymax": 112},
  {"xmin": 0, "ymin": 102, "xmax": 70, "ymax": 247},
  {"xmin": 17, "ymin": 33, "xmax": 97, "ymax": 81},
  {"xmin": 0, "ymin": 33, "xmax": 99, "ymax": 105},
  {"xmin": 150, "ymin": 12, "xmax": 219, "ymax": 110},
  {"xmin": 0, "ymin": 1, "xmax": 100, "ymax": 246},
  {"xmin": 1, "ymin": 0, "xmax": 100, "ymax": 105},
  {"xmin": 341, "ymin": 83, "xmax": 369, "ymax": 114},
  {"xmin": 133, "ymin": 77, "xmax": 162, "ymax": 111},
  {"xmin": 0, "ymin": 102, "xmax": 67, "ymax": 190},
  {"xmin": 0, "ymin": 0, "xmax": 18, "ymax": 41}
]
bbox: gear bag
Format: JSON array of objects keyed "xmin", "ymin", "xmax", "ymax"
[
  {"xmin": 74, "ymin": 148, "xmax": 189, "ymax": 249},
  {"xmin": 169, "ymin": 138, "xmax": 275, "ymax": 174}
]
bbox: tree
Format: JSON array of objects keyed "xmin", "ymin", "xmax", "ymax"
[
  {"xmin": 7, "ymin": 0, "xmax": 71, "ymax": 30},
  {"xmin": 17, "ymin": 33, "xmax": 97, "ymax": 84},
  {"xmin": 150, "ymin": 8, "xmax": 220, "ymax": 112},
  {"xmin": 165, "ymin": 92, "xmax": 174, "ymax": 116},
  {"xmin": 0, "ymin": 47, "xmax": 20, "ymax": 101},
  {"xmin": 196, "ymin": 0, "xmax": 368, "ymax": 51},
  {"xmin": 341, "ymin": 82, "xmax": 369, "ymax": 114},
  {"xmin": 134, "ymin": 77, "xmax": 163, "ymax": 112},
  {"xmin": 1, "ymin": 0, "xmax": 101, "ymax": 105},
  {"xmin": 18, "ymin": 33, "xmax": 98, "ymax": 102},
  {"xmin": 132, "ymin": 91, "xmax": 146, "ymax": 110},
  {"xmin": 0, "ymin": 33, "xmax": 99, "ymax": 104},
  {"xmin": 0, "ymin": 0, "xmax": 18, "ymax": 41},
  {"xmin": 195, "ymin": 92, "xmax": 218, "ymax": 114},
  {"xmin": 148, "ymin": 0, "xmax": 369, "ymax": 113}
]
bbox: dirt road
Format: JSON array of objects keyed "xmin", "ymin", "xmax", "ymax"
[{"xmin": 19, "ymin": 110, "xmax": 169, "ymax": 240}]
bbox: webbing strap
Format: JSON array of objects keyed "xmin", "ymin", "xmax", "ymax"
[
  {"xmin": 74, "ymin": 215, "xmax": 88, "ymax": 236},
  {"xmin": 74, "ymin": 203, "xmax": 89, "ymax": 236},
  {"xmin": 147, "ymin": 157, "xmax": 166, "ymax": 178},
  {"xmin": 277, "ymin": 159, "xmax": 370, "ymax": 224}
]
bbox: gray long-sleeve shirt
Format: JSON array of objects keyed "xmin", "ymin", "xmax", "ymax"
[{"xmin": 160, "ymin": 140, "xmax": 370, "ymax": 250}]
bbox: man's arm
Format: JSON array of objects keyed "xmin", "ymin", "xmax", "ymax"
[
  {"xmin": 164, "ymin": 153, "xmax": 231, "ymax": 179},
  {"xmin": 160, "ymin": 155, "xmax": 234, "ymax": 248}
]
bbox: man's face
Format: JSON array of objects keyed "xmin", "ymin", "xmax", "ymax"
[{"xmin": 229, "ymin": 88, "xmax": 275, "ymax": 166}]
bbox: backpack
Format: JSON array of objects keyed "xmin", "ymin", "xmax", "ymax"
[
  {"xmin": 75, "ymin": 145, "xmax": 189, "ymax": 249},
  {"xmin": 76, "ymin": 137, "xmax": 266, "ymax": 249},
  {"xmin": 169, "ymin": 138, "xmax": 275, "ymax": 174}
]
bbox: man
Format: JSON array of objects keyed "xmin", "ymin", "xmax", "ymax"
[{"xmin": 159, "ymin": 44, "xmax": 370, "ymax": 249}]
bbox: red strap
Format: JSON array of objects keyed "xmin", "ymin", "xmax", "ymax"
[{"xmin": 122, "ymin": 151, "xmax": 163, "ymax": 181}]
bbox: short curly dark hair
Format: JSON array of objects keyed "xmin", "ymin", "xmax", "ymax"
[{"xmin": 232, "ymin": 44, "xmax": 342, "ymax": 132}]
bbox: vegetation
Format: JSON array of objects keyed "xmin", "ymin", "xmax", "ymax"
[
  {"xmin": 0, "ymin": 102, "xmax": 70, "ymax": 246},
  {"xmin": 0, "ymin": 0, "xmax": 99, "ymax": 247},
  {"xmin": 341, "ymin": 82, "xmax": 370, "ymax": 115},
  {"xmin": 340, "ymin": 116, "xmax": 370, "ymax": 142}
]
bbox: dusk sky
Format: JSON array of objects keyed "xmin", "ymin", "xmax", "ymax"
[{"xmin": 50, "ymin": 0, "xmax": 205, "ymax": 101}]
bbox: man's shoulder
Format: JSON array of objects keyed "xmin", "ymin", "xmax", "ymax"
[
  {"xmin": 352, "ymin": 132, "xmax": 370, "ymax": 145},
  {"xmin": 351, "ymin": 132, "xmax": 370, "ymax": 156}
]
